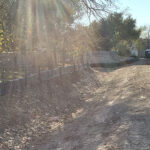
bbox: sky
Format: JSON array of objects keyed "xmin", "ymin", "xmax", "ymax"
[
  {"xmin": 81, "ymin": 0, "xmax": 150, "ymax": 27},
  {"xmin": 117, "ymin": 0, "xmax": 150, "ymax": 27}
]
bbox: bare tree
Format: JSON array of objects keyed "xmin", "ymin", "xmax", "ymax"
[{"xmin": 70, "ymin": 0, "xmax": 116, "ymax": 18}]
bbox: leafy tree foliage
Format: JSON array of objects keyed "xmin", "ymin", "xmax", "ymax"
[
  {"xmin": 0, "ymin": 0, "xmax": 116, "ymax": 52},
  {"xmin": 0, "ymin": 0, "xmax": 17, "ymax": 52},
  {"xmin": 89, "ymin": 12, "xmax": 141, "ymax": 52},
  {"xmin": 134, "ymin": 38, "xmax": 146, "ymax": 51}
]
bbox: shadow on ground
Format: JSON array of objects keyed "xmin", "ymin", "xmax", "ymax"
[
  {"xmin": 32, "ymin": 63, "xmax": 150, "ymax": 150},
  {"xmin": 1, "ymin": 59, "xmax": 150, "ymax": 150}
]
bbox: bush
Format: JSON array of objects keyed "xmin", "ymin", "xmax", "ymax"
[
  {"xmin": 134, "ymin": 39, "xmax": 146, "ymax": 51},
  {"xmin": 115, "ymin": 41, "xmax": 130, "ymax": 56}
]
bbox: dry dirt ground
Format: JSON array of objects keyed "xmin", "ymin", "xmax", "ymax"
[
  {"xmin": 35, "ymin": 59, "xmax": 150, "ymax": 150},
  {"xmin": 1, "ymin": 59, "xmax": 150, "ymax": 150}
]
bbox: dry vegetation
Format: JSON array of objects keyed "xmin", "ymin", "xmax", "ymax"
[
  {"xmin": 0, "ymin": 68, "xmax": 100, "ymax": 150},
  {"xmin": 1, "ymin": 59, "xmax": 150, "ymax": 150},
  {"xmin": 33, "ymin": 59, "xmax": 150, "ymax": 150}
]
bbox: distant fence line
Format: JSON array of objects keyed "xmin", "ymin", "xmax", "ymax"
[
  {"xmin": 0, "ymin": 50, "xmax": 138, "ymax": 96},
  {"xmin": 0, "ymin": 50, "xmax": 90, "ymax": 96},
  {"xmin": 0, "ymin": 50, "xmax": 90, "ymax": 78},
  {"xmin": 0, "ymin": 64, "xmax": 90, "ymax": 96}
]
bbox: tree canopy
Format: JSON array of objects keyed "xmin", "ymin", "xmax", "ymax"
[
  {"xmin": 89, "ymin": 12, "xmax": 141, "ymax": 51},
  {"xmin": 0, "ymin": 0, "xmax": 116, "ymax": 53}
]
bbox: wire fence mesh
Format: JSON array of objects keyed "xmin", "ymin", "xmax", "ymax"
[{"xmin": 0, "ymin": 49, "xmax": 90, "ymax": 96}]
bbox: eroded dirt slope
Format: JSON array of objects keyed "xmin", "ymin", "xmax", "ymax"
[
  {"xmin": 0, "ymin": 68, "xmax": 100, "ymax": 150},
  {"xmin": 34, "ymin": 59, "xmax": 150, "ymax": 150},
  {"xmin": 1, "ymin": 59, "xmax": 150, "ymax": 150}
]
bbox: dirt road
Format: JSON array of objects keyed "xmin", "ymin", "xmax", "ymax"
[{"xmin": 34, "ymin": 59, "xmax": 150, "ymax": 150}]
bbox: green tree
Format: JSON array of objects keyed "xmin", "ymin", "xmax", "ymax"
[
  {"xmin": 89, "ymin": 20, "xmax": 112, "ymax": 50},
  {"xmin": 89, "ymin": 12, "xmax": 141, "ymax": 53},
  {"xmin": 134, "ymin": 38, "xmax": 146, "ymax": 51},
  {"xmin": 106, "ymin": 13, "xmax": 141, "ymax": 47}
]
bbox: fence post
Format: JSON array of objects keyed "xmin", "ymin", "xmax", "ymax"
[
  {"xmin": 24, "ymin": 65, "xmax": 27, "ymax": 88},
  {"xmin": 1, "ymin": 67, "xmax": 5, "ymax": 81},
  {"xmin": 73, "ymin": 62, "xmax": 76, "ymax": 72},
  {"xmin": 38, "ymin": 65, "xmax": 41, "ymax": 84},
  {"xmin": 48, "ymin": 57, "xmax": 54, "ymax": 78},
  {"xmin": 59, "ymin": 67, "xmax": 62, "ymax": 77},
  {"xmin": 32, "ymin": 52, "xmax": 36, "ymax": 73},
  {"xmin": 0, "ymin": 68, "xmax": 7, "ymax": 96}
]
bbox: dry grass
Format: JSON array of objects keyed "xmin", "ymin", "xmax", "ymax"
[
  {"xmin": 1, "ymin": 60, "xmax": 150, "ymax": 150},
  {"xmin": 0, "ymin": 68, "xmax": 100, "ymax": 150}
]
